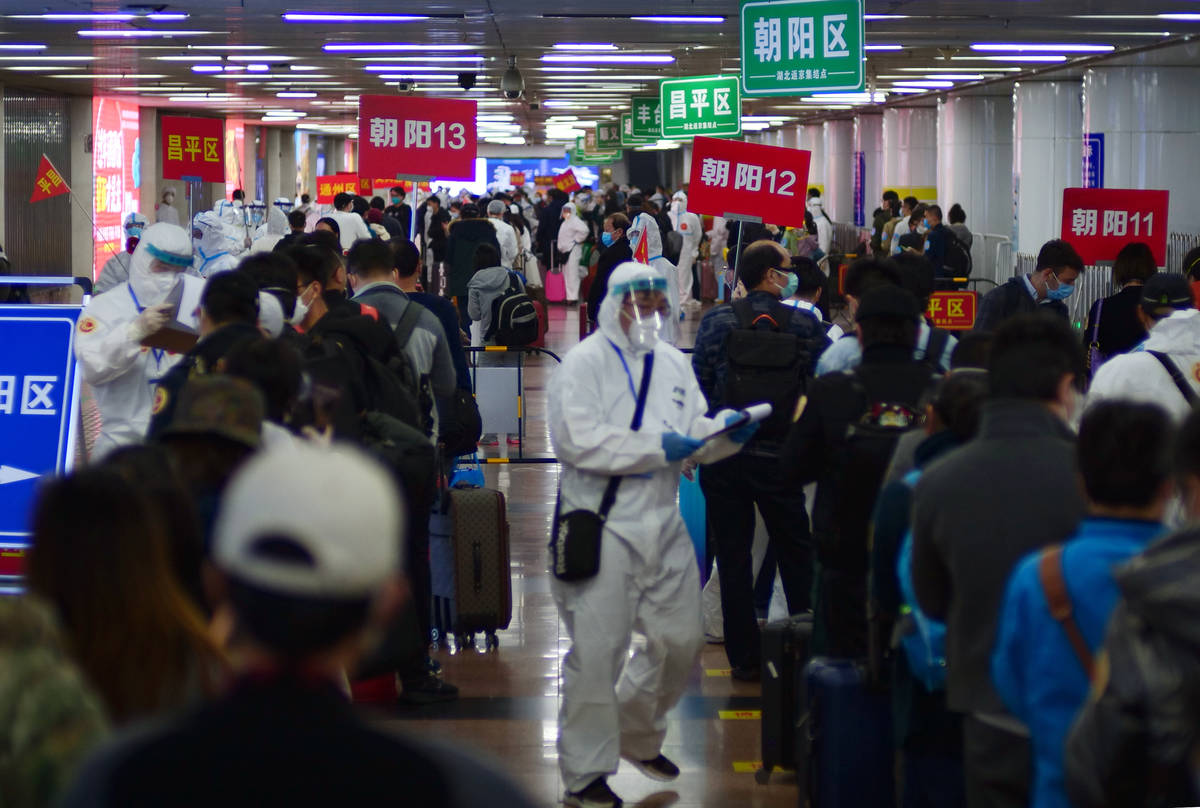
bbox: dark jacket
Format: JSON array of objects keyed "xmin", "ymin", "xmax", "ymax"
[
  {"xmin": 586, "ymin": 236, "xmax": 632, "ymax": 326},
  {"xmin": 61, "ymin": 674, "xmax": 538, "ymax": 808},
  {"xmin": 911, "ymin": 399, "xmax": 1085, "ymax": 715},
  {"xmin": 536, "ymin": 197, "xmax": 565, "ymax": 260},
  {"xmin": 1064, "ymin": 527, "xmax": 1200, "ymax": 808},
  {"xmin": 976, "ymin": 276, "xmax": 1070, "ymax": 333},
  {"xmin": 1083, "ymin": 283, "xmax": 1148, "ymax": 373},
  {"xmin": 408, "ymin": 290, "xmax": 471, "ymax": 390},
  {"xmin": 870, "ymin": 428, "xmax": 964, "ymax": 747},
  {"xmin": 783, "ymin": 344, "xmax": 938, "ymax": 568},
  {"xmin": 924, "ymin": 223, "xmax": 948, "ymax": 275},
  {"xmin": 385, "ymin": 201, "xmax": 412, "ymax": 237},
  {"xmin": 376, "ymin": 214, "xmax": 404, "ymax": 241},
  {"xmin": 146, "ymin": 321, "xmax": 262, "ymax": 440},
  {"xmin": 444, "ymin": 218, "xmax": 501, "ymax": 299}
]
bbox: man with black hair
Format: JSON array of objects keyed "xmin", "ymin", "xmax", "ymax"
[
  {"xmin": 693, "ymin": 240, "xmax": 829, "ymax": 679},
  {"xmin": 872, "ymin": 190, "xmax": 901, "ymax": 256},
  {"xmin": 238, "ymin": 251, "xmax": 300, "ymax": 331},
  {"xmin": 994, "ymin": 400, "xmax": 1173, "ymax": 808},
  {"xmin": 782, "ymin": 256, "xmax": 829, "ymax": 327},
  {"xmin": 889, "ymin": 196, "xmax": 920, "ymax": 255},
  {"xmin": 329, "ymin": 191, "xmax": 371, "ymax": 253},
  {"xmin": 911, "ymin": 312, "xmax": 1087, "ymax": 808},
  {"xmin": 920, "ymin": 204, "xmax": 950, "ymax": 277},
  {"xmin": 368, "ymin": 196, "xmax": 404, "ymax": 241},
  {"xmin": 466, "ymin": 243, "xmax": 518, "ymax": 344},
  {"xmin": 976, "ymin": 239, "xmax": 1084, "ymax": 332},
  {"xmin": 1087, "ymin": 273, "xmax": 1200, "ymax": 422},
  {"xmin": 816, "ymin": 256, "xmax": 956, "ymax": 374},
  {"xmin": 346, "ymin": 239, "xmax": 456, "ymax": 427},
  {"xmin": 62, "ymin": 443, "xmax": 537, "ymax": 808},
  {"xmin": 393, "ymin": 240, "xmax": 471, "ymax": 391},
  {"xmin": 783, "ymin": 284, "xmax": 939, "ymax": 658},
  {"xmin": 385, "ymin": 186, "xmax": 413, "ymax": 237},
  {"xmin": 146, "ymin": 271, "xmax": 262, "ymax": 440},
  {"xmin": 275, "ymin": 210, "xmax": 307, "ymax": 250}
]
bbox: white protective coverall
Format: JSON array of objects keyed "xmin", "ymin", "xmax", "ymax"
[
  {"xmin": 627, "ymin": 212, "xmax": 680, "ymax": 344},
  {"xmin": 547, "ymin": 263, "xmax": 743, "ymax": 794},
  {"xmin": 95, "ymin": 212, "xmax": 149, "ymax": 295},
  {"xmin": 1086, "ymin": 307, "xmax": 1200, "ymax": 422},
  {"xmin": 248, "ymin": 206, "xmax": 288, "ymax": 255},
  {"xmin": 807, "ymin": 196, "xmax": 833, "ymax": 256},
  {"xmin": 75, "ymin": 223, "xmax": 195, "ymax": 459},
  {"xmin": 192, "ymin": 210, "xmax": 240, "ymax": 277},
  {"xmin": 556, "ymin": 201, "xmax": 591, "ymax": 304},
  {"xmin": 668, "ymin": 193, "xmax": 703, "ymax": 307},
  {"xmin": 488, "ymin": 214, "xmax": 519, "ymax": 269},
  {"xmin": 155, "ymin": 188, "xmax": 180, "ymax": 226},
  {"xmin": 216, "ymin": 198, "xmax": 254, "ymax": 254}
]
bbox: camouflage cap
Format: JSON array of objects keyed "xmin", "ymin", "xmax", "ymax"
[
  {"xmin": 157, "ymin": 376, "xmax": 264, "ymax": 449},
  {"xmin": 1141, "ymin": 272, "xmax": 1194, "ymax": 316}
]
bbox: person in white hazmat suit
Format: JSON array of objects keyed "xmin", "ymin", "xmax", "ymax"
[
  {"xmin": 248, "ymin": 205, "xmax": 289, "ymax": 255},
  {"xmin": 626, "ymin": 212, "xmax": 680, "ymax": 343},
  {"xmin": 668, "ymin": 192, "xmax": 703, "ymax": 310},
  {"xmin": 155, "ymin": 187, "xmax": 180, "ymax": 226},
  {"xmin": 75, "ymin": 223, "xmax": 194, "ymax": 459},
  {"xmin": 557, "ymin": 201, "xmax": 591, "ymax": 304},
  {"xmin": 192, "ymin": 210, "xmax": 240, "ymax": 277},
  {"xmin": 547, "ymin": 263, "xmax": 761, "ymax": 808},
  {"xmin": 94, "ymin": 212, "xmax": 149, "ymax": 294}
]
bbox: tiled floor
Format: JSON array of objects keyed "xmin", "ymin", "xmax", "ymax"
[{"xmin": 378, "ymin": 302, "xmax": 802, "ymax": 807}]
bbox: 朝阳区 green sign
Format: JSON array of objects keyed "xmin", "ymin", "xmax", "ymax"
[
  {"xmin": 659, "ymin": 75, "xmax": 742, "ymax": 140},
  {"xmin": 740, "ymin": 0, "xmax": 864, "ymax": 95},
  {"xmin": 630, "ymin": 97, "xmax": 662, "ymax": 140}
]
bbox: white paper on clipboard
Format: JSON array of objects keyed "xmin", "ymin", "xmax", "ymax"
[
  {"xmin": 703, "ymin": 402, "xmax": 773, "ymax": 442},
  {"xmin": 174, "ymin": 274, "xmax": 205, "ymax": 331}
]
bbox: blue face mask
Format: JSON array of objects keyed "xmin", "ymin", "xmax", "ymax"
[
  {"xmin": 601, "ymin": 231, "xmax": 615, "ymax": 247},
  {"xmin": 1047, "ymin": 279, "xmax": 1075, "ymax": 301},
  {"xmin": 776, "ymin": 269, "xmax": 798, "ymax": 298},
  {"xmin": 127, "ymin": 226, "xmax": 143, "ymax": 239}
]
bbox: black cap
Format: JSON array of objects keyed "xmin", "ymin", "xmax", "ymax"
[
  {"xmin": 1141, "ymin": 273, "xmax": 1194, "ymax": 315},
  {"xmin": 855, "ymin": 284, "xmax": 920, "ymax": 322}
]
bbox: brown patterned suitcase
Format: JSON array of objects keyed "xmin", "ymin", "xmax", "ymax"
[{"xmin": 448, "ymin": 487, "xmax": 512, "ymax": 651}]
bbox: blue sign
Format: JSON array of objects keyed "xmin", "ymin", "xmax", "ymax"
[
  {"xmin": 852, "ymin": 150, "xmax": 866, "ymax": 227},
  {"xmin": 1083, "ymin": 133, "xmax": 1104, "ymax": 189},
  {"xmin": 485, "ymin": 157, "xmax": 570, "ymax": 188},
  {"xmin": 0, "ymin": 305, "xmax": 83, "ymax": 542}
]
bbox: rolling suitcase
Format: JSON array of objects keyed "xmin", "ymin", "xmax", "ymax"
[
  {"xmin": 805, "ymin": 657, "xmax": 895, "ymax": 808},
  {"xmin": 699, "ymin": 258, "xmax": 718, "ymax": 301},
  {"xmin": 447, "ymin": 486, "xmax": 512, "ymax": 651},
  {"xmin": 530, "ymin": 299, "xmax": 548, "ymax": 348},
  {"xmin": 545, "ymin": 268, "xmax": 566, "ymax": 303},
  {"xmin": 758, "ymin": 614, "xmax": 814, "ymax": 784}
]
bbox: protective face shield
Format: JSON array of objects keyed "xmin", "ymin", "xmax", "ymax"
[
  {"xmin": 128, "ymin": 222, "xmax": 193, "ymax": 305},
  {"xmin": 247, "ymin": 200, "xmax": 267, "ymax": 228},
  {"xmin": 124, "ymin": 211, "xmax": 149, "ymax": 240},
  {"xmin": 562, "ymin": 201, "xmax": 577, "ymax": 220},
  {"xmin": 193, "ymin": 211, "xmax": 239, "ymax": 259},
  {"xmin": 272, "ymin": 196, "xmax": 293, "ymax": 214},
  {"xmin": 598, "ymin": 262, "xmax": 674, "ymax": 355}
]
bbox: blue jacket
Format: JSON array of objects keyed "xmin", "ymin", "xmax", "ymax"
[{"xmin": 992, "ymin": 517, "xmax": 1165, "ymax": 808}]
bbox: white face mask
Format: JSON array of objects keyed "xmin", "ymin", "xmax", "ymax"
[
  {"xmin": 290, "ymin": 285, "xmax": 313, "ymax": 326},
  {"xmin": 146, "ymin": 267, "xmax": 181, "ymax": 297}
]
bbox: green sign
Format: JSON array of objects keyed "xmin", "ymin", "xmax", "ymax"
[
  {"xmin": 573, "ymin": 138, "xmax": 619, "ymax": 164},
  {"xmin": 659, "ymin": 74, "xmax": 742, "ymax": 140},
  {"xmin": 596, "ymin": 120, "xmax": 623, "ymax": 150},
  {"xmin": 740, "ymin": 0, "xmax": 864, "ymax": 95},
  {"xmin": 630, "ymin": 97, "xmax": 662, "ymax": 139},
  {"xmin": 620, "ymin": 113, "xmax": 656, "ymax": 147}
]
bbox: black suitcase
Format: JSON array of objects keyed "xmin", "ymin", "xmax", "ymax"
[{"xmin": 758, "ymin": 614, "xmax": 814, "ymax": 785}]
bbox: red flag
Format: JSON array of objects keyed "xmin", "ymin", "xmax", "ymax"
[
  {"xmin": 633, "ymin": 228, "xmax": 649, "ymax": 264},
  {"xmin": 30, "ymin": 154, "xmax": 70, "ymax": 203}
]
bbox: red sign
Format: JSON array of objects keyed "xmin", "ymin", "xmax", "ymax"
[
  {"xmin": 357, "ymin": 95, "xmax": 477, "ymax": 181},
  {"xmin": 161, "ymin": 115, "xmax": 224, "ymax": 183},
  {"xmin": 686, "ymin": 136, "xmax": 812, "ymax": 228},
  {"xmin": 92, "ymin": 97, "xmax": 140, "ymax": 279},
  {"xmin": 0, "ymin": 545, "xmax": 25, "ymax": 578},
  {"xmin": 316, "ymin": 175, "xmax": 359, "ymax": 205},
  {"xmin": 1062, "ymin": 188, "xmax": 1170, "ymax": 267},
  {"xmin": 510, "ymin": 171, "xmax": 526, "ymax": 186},
  {"xmin": 225, "ymin": 118, "xmax": 245, "ymax": 198},
  {"xmin": 554, "ymin": 169, "xmax": 581, "ymax": 193},
  {"xmin": 534, "ymin": 175, "xmax": 556, "ymax": 187},
  {"xmin": 927, "ymin": 291, "xmax": 977, "ymax": 330},
  {"xmin": 29, "ymin": 154, "xmax": 69, "ymax": 203}
]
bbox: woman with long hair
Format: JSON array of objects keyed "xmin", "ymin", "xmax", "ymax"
[{"xmin": 27, "ymin": 468, "xmax": 227, "ymax": 725}]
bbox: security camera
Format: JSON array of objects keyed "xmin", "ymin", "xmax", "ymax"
[
  {"xmin": 457, "ymin": 72, "xmax": 477, "ymax": 90},
  {"xmin": 528, "ymin": 101, "xmax": 540, "ymax": 111},
  {"xmin": 395, "ymin": 81, "xmax": 414, "ymax": 93},
  {"xmin": 501, "ymin": 55, "xmax": 523, "ymax": 100}
]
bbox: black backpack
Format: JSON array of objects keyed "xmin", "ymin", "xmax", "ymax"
[
  {"xmin": 720, "ymin": 299, "xmax": 810, "ymax": 443},
  {"xmin": 391, "ymin": 302, "xmax": 434, "ymax": 435},
  {"xmin": 306, "ymin": 318, "xmax": 423, "ymax": 430},
  {"xmin": 942, "ymin": 228, "xmax": 972, "ymax": 277},
  {"xmin": 665, "ymin": 230, "xmax": 684, "ymax": 263},
  {"xmin": 489, "ymin": 272, "xmax": 539, "ymax": 347},
  {"xmin": 824, "ymin": 371, "xmax": 931, "ymax": 572}
]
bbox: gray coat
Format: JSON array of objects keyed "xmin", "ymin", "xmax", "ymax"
[
  {"xmin": 351, "ymin": 281, "xmax": 456, "ymax": 400},
  {"xmin": 911, "ymin": 399, "xmax": 1085, "ymax": 715}
]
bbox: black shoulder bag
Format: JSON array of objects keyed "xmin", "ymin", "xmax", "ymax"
[{"xmin": 550, "ymin": 352, "xmax": 655, "ymax": 581}]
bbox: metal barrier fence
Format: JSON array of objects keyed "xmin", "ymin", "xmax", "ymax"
[
  {"xmin": 1013, "ymin": 232, "xmax": 1200, "ymax": 331},
  {"xmin": 971, "ymin": 233, "xmax": 1015, "ymax": 287},
  {"xmin": 831, "ymin": 222, "xmax": 868, "ymax": 254},
  {"xmin": 466, "ymin": 345, "xmax": 561, "ymax": 464}
]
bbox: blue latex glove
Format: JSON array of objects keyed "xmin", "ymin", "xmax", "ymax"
[
  {"xmin": 662, "ymin": 431, "xmax": 705, "ymax": 461},
  {"xmin": 725, "ymin": 411, "xmax": 761, "ymax": 445}
]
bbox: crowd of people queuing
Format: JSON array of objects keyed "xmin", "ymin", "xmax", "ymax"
[{"xmin": 4, "ymin": 171, "xmax": 1200, "ymax": 808}]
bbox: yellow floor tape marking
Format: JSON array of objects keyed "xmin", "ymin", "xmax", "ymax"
[
  {"xmin": 718, "ymin": 710, "xmax": 762, "ymax": 720},
  {"xmin": 732, "ymin": 761, "xmax": 764, "ymax": 773},
  {"xmin": 705, "ymin": 668, "xmax": 731, "ymax": 677}
]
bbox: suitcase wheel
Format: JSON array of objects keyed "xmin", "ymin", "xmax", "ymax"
[
  {"xmin": 754, "ymin": 767, "xmax": 772, "ymax": 785},
  {"xmin": 455, "ymin": 633, "xmax": 475, "ymax": 652},
  {"xmin": 484, "ymin": 631, "xmax": 500, "ymax": 652}
]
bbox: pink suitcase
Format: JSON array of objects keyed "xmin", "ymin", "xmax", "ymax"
[{"xmin": 544, "ymin": 269, "xmax": 566, "ymax": 303}]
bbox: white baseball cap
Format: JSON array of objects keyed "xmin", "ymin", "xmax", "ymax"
[{"xmin": 214, "ymin": 443, "xmax": 404, "ymax": 599}]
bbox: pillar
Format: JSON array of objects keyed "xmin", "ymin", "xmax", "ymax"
[
  {"xmin": 1013, "ymin": 80, "xmax": 1082, "ymax": 256},
  {"xmin": 265, "ymin": 127, "xmax": 281, "ymax": 203},
  {"xmin": 798, "ymin": 123, "xmax": 825, "ymax": 194},
  {"xmin": 139, "ymin": 107, "xmax": 158, "ymax": 221},
  {"xmin": 278, "ymin": 127, "xmax": 296, "ymax": 201},
  {"xmin": 937, "ymin": 94, "xmax": 1013, "ymax": 280},
  {"xmin": 327, "ymin": 136, "xmax": 345, "ymax": 174},
  {"xmin": 882, "ymin": 106, "xmax": 938, "ymax": 197},
  {"xmin": 1083, "ymin": 58, "xmax": 1200, "ymax": 238},
  {"xmin": 823, "ymin": 119, "xmax": 854, "ymax": 222},
  {"xmin": 853, "ymin": 113, "xmax": 882, "ymax": 226},
  {"xmin": 68, "ymin": 96, "xmax": 93, "ymax": 280},
  {"xmin": 779, "ymin": 125, "xmax": 799, "ymax": 150}
]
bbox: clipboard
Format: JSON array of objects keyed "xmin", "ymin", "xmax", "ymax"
[{"xmin": 704, "ymin": 403, "xmax": 773, "ymax": 442}]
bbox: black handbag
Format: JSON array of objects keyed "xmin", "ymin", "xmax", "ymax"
[{"xmin": 550, "ymin": 352, "xmax": 654, "ymax": 581}]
